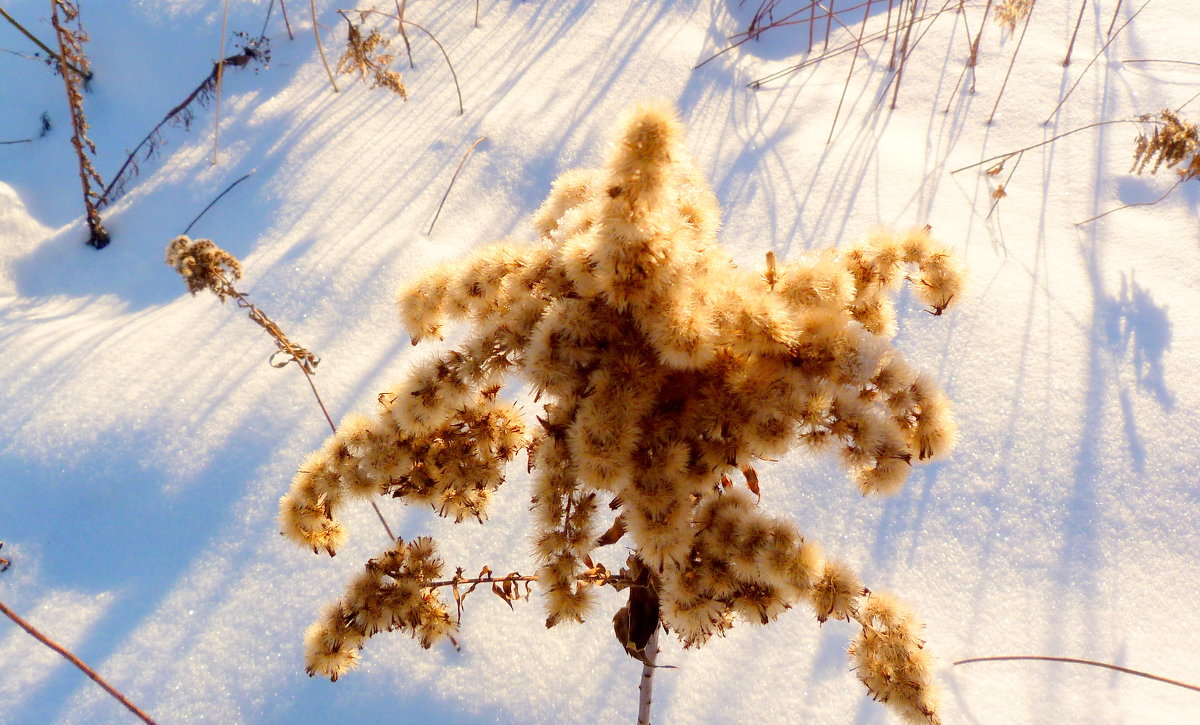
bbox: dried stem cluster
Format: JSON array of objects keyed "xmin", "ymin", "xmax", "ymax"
[{"xmin": 283, "ymin": 104, "xmax": 961, "ymax": 723}]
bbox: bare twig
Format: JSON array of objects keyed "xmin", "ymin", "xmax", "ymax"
[
  {"xmin": 0, "ymin": 599, "xmax": 157, "ymax": 724},
  {"xmin": 427, "ymin": 136, "xmax": 486, "ymax": 235},
  {"xmin": 311, "ymin": 0, "xmax": 340, "ymax": 92},
  {"xmin": 954, "ymin": 655, "xmax": 1200, "ymax": 693},
  {"xmin": 0, "ymin": 7, "xmax": 90, "ymax": 80},
  {"xmin": 183, "ymin": 173, "xmax": 254, "ymax": 235},
  {"xmin": 0, "ymin": 138, "xmax": 33, "ymax": 145}
]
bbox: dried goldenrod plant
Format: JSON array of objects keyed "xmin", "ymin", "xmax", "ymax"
[
  {"xmin": 166, "ymin": 235, "xmax": 319, "ymax": 373},
  {"xmin": 993, "ymin": 0, "xmax": 1033, "ymax": 34},
  {"xmin": 283, "ymin": 104, "xmax": 962, "ymax": 723},
  {"xmin": 336, "ymin": 11, "xmax": 407, "ymax": 98},
  {"xmin": 50, "ymin": 0, "xmax": 108, "ymax": 249},
  {"xmin": 1132, "ymin": 109, "xmax": 1200, "ymax": 181},
  {"xmin": 332, "ymin": 6, "xmax": 463, "ymax": 114}
]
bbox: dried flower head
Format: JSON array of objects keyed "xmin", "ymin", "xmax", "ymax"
[
  {"xmin": 165, "ymin": 235, "xmax": 242, "ymax": 300},
  {"xmin": 994, "ymin": 0, "xmax": 1034, "ymax": 34},
  {"xmin": 283, "ymin": 103, "xmax": 961, "ymax": 723},
  {"xmin": 993, "ymin": 0, "xmax": 1032, "ymax": 34},
  {"xmin": 1132, "ymin": 109, "xmax": 1200, "ymax": 182},
  {"xmin": 336, "ymin": 14, "xmax": 408, "ymax": 98}
]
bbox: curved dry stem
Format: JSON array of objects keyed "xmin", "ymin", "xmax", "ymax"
[{"xmin": 954, "ymin": 655, "xmax": 1200, "ymax": 693}]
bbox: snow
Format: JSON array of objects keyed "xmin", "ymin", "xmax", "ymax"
[{"xmin": 2, "ymin": 0, "xmax": 1198, "ymax": 723}]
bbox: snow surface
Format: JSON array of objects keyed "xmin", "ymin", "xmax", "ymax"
[{"xmin": 2, "ymin": 1, "xmax": 1198, "ymax": 723}]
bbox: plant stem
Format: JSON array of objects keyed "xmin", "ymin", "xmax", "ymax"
[
  {"xmin": 1062, "ymin": 0, "xmax": 1086, "ymax": 66},
  {"xmin": 311, "ymin": 0, "xmax": 340, "ymax": 92},
  {"xmin": 950, "ymin": 118, "xmax": 1146, "ymax": 173},
  {"xmin": 637, "ymin": 628, "xmax": 660, "ymax": 725},
  {"xmin": 0, "ymin": 599, "xmax": 157, "ymax": 724},
  {"xmin": 953, "ymin": 655, "xmax": 1200, "ymax": 693},
  {"xmin": 0, "ymin": 7, "xmax": 90, "ymax": 80}
]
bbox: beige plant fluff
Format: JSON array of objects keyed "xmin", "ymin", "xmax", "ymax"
[{"xmin": 282, "ymin": 103, "xmax": 962, "ymax": 723}]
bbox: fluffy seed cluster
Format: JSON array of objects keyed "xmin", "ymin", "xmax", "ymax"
[
  {"xmin": 994, "ymin": 0, "xmax": 1033, "ymax": 33},
  {"xmin": 1133, "ymin": 109, "xmax": 1200, "ymax": 182},
  {"xmin": 165, "ymin": 235, "xmax": 243, "ymax": 300},
  {"xmin": 284, "ymin": 103, "xmax": 960, "ymax": 723},
  {"xmin": 304, "ymin": 536, "xmax": 453, "ymax": 680}
]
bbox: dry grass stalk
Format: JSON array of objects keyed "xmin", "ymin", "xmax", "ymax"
[
  {"xmin": 0, "ymin": 598, "xmax": 157, "ymax": 724},
  {"xmin": 211, "ymin": 0, "xmax": 231, "ymax": 166},
  {"xmin": 954, "ymin": 655, "xmax": 1200, "ymax": 693},
  {"xmin": 311, "ymin": 0, "xmax": 340, "ymax": 92},
  {"xmin": 50, "ymin": 0, "xmax": 108, "ymax": 249},
  {"xmin": 284, "ymin": 104, "xmax": 961, "ymax": 724},
  {"xmin": 987, "ymin": 0, "xmax": 1036, "ymax": 124},
  {"xmin": 427, "ymin": 136, "xmax": 486, "ymax": 234}
]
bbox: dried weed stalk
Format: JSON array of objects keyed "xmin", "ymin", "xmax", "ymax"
[
  {"xmin": 336, "ymin": 12, "xmax": 407, "ymax": 98},
  {"xmin": 166, "ymin": 235, "xmax": 319, "ymax": 372},
  {"xmin": 1132, "ymin": 109, "xmax": 1200, "ymax": 180},
  {"xmin": 333, "ymin": 6, "xmax": 463, "ymax": 113},
  {"xmin": 283, "ymin": 104, "xmax": 962, "ymax": 724},
  {"xmin": 50, "ymin": 0, "xmax": 108, "ymax": 249},
  {"xmin": 101, "ymin": 37, "xmax": 269, "ymax": 207}
]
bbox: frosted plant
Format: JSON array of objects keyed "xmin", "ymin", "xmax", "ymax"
[{"xmin": 282, "ymin": 103, "xmax": 962, "ymax": 723}]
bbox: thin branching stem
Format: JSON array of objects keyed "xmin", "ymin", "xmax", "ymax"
[
  {"xmin": 953, "ymin": 655, "xmax": 1200, "ymax": 693},
  {"xmin": 0, "ymin": 599, "xmax": 157, "ymax": 724},
  {"xmin": 1044, "ymin": 0, "xmax": 1151, "ymax": 125},
  {"xmin": 100, "ymin": 49, "xmax": 260, "ymax": 207}
]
